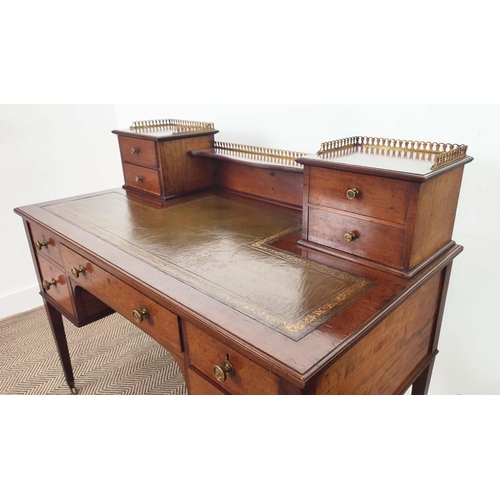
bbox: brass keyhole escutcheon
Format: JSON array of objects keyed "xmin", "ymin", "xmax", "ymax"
[
  {"xmin": 71, "ymin": 266, "xmax": 86, "ymax": 279},
  {"xmin": 42, "ymin": 279, "xmax": 57, "ymax": 291},
  {"xmin": 135, "ymin": 176, "xmax": 143, "ymax": 183},
  {"xmin": 344, "ymin": 232, "xmax": 357, "ymax": 243},
  {"xmin": 132, "ymin": 306, "xmax": 150, "ymax": 324},
  {"xmin": 131, "ymin": 148, "xmax": 140, "ymax": 155},
  {"xmin": 36, "ymin": 240, "xmax": 49, "ymax": 251},
  {"xmin": 346, "ymin": 188, "xmax": 360, "ymax": 200},
  {"xmin": 213, "ymin": 357, "xmax": 235, "ymax": 383}
]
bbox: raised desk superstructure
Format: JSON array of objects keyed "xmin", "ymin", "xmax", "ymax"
[{"xmin": 15, "ymin": 123, "xmax": 473, "ymax": 395}]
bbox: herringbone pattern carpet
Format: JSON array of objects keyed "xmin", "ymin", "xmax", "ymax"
[{"xmin": 0, "ymin": 307, "xmax": 188, "ymax": 395}]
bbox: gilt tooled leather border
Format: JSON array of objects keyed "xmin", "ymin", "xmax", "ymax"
[{"xmin": 46, "ymin": 194, "xmax": 373, "ymax": 341}]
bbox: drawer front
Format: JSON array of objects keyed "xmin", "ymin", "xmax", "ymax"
[
  {"xmin": 30, "ymin": 222, "xmax": 62, "ymax": 266},
  {"xmin": 60, "ymin": 245, "xmax": 181, "ymax": 353},
  {"xmin": 37, "ymin": 255, "xmax": 75, "ymax": 317},
  {"xmin": 308, "ymin": 207, "xmax": 406, "ymax": 269},
  {"xmin": 185, "ymin": 322, "xmax": 281, "ymax": 395},
  {"xmin": 123, "ymin": 163, "xmax": 162, "ymax": 196},
  {"xmin": 308, "ymin": 167, "xmax": 411, "ymax": 225},
  {"xmin": 187, "ymin": 369, "xmax": 226, "ymax": 395},
  {"xmin": 119, "ymin": 136, "xmax": 157, "ymax": 168}
]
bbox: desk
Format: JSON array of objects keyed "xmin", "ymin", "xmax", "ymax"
[{"xmin": 15, "ymin": 124, "xmax": 472, "ymax": 395}]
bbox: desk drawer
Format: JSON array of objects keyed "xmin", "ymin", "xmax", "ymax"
[
  {"xmin": 123, "ymin": 163, "xmax": 162, "ymax": 196},
  {"xmin": 29, "ymin": 222, "xmax": 63, "ymax": 266},
  {"xmin": 37, "ymin": 255, "xmax": 75, "ymax": 317},
  {"xmin": 308, "ymin": 207, "xmax": 406, "ymax": 269},
  {"xmin": 187, "ymin": 369, "xmax": 226, "ymax": 395},
  {"xmin": 185, "ymin": 322, "xmax": 281, "ymax": 395},
  {"xmin": 119, "ymin": 136, "xmax": 157, "ymax": 168},
  {"xmin": 308, "ymin": 167, "xmax": 411, "ymax": 225},
  {"xmin": 60, "ymin": 245, "xmax": 181, "ymax": 353}
]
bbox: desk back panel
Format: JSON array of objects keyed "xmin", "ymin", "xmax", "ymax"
[{"xmin": 214, "ymin": 161, "xmax": 303, "ymax": 209}]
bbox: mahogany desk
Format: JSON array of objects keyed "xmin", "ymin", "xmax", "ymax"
[{"xmin": 15, "ymin": 123, "xmax": 473, "ymax": 395}]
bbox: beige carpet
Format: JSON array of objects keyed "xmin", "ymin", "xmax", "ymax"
[{"xmin": 0, "ymin": 307, "xmax": 187, "ymax": 395}]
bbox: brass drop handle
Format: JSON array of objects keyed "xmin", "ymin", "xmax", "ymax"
[
  {"xmin": 346, "ymin": 188, "xmax": 360, "ymax": 200},
  {"xmin": 71, "ymin": 266, "xmax": 86, "ymax": 279},
  {"xmin": 213, "ymin": 357, "xmax": 235, "ymax": 383},
  {"xmin": 135, "ymin": 176, "xmax": 143, "ymax": 183},
  {"xmin": 344, "ymin": 232, "xmax": 357, "ymax": 243},
  {"xmin": 132, "ymin": 306, "xmax": 150, "ymax": 324},
  {"xmin": 131, "ymin": 148, "xmax": 140, "ymax": 155},
  {"xmin": 36, "ymin": 240, "xmax": 49, "ymax": 251},
  {"xmin": 42, "ymin": 279, "xmax": 57, "ymax": 291}
]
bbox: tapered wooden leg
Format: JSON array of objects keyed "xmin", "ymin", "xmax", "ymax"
[
  {"xmin": 44, "ymin": 301, "xmax": 77, "ymax": 394},
  {"xmin": 412, "ymin": 358, "xmax": 436, "ymax": 395}
]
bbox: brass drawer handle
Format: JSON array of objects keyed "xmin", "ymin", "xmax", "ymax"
[
  {"xmin": 132, "ymin": 306, "xmax": 150, "ymax": 324},
  {"xmin": 36, "ymin": 240, "xmax": 49, "ymax": 251},
  {"xmin": 135, "ymin": 176, "xmax": 143, "ymax": 183},
  {"xmin": 42, "ymin": 279, "xmax": 57, "ymax": 291},
  {"xmin": 344, "ymin": 232, "xmax": 357, "ymax": 243},
  {"xmin": 71, "ymin": 266, "xmax": 86, "ymax": 279},
  {"xmin": 213, "ymin": 357, "xmax": 235, "ymax": 383},
  {"xmin": 346, "ymin": 188, "xmax": 360, "ymax": 200},
  {"xmin": 131, "ymin": 148, "xmax": 140, "ymax": 155}
]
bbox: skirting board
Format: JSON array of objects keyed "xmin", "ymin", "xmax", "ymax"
[{"xmin": 0, "ymin": 285, "xmax": 42, "ymax": 321}]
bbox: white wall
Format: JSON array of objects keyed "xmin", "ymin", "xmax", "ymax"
[
  {"xmin": 2, "ymin": 104, "xmax": 498, "ymax": 395},
  {"xmin": 0, "ymin": 105, "xmax": 121, "ymax": 318}
]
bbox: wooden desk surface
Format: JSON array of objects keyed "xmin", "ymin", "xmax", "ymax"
[
  {"xmin": 16, "ymin": 189, "xmax": 462, "ymax": 387},
  {"xmin": 44, "ymin": 192, "xmax": 372, "ymax": 341}
]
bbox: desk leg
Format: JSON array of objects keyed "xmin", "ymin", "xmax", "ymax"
[
  {"xmin": 412, "ymin": 358, "xmax": 436, "ymax": 395},
  {"xmin": 44, "ymin": 300, "xmax": 77, "ymax": 395}
]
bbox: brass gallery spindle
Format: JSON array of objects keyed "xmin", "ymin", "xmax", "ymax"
[
  {"xmin": 214, "ymin": 142, "xmax": 308, "ymax": 161},
  {"xmin": 318, "ymin": 136, "xmax": 469, "ymax": 170},
  {"xmin": 130, "ymin": 119, "xmax": 216, "ymax": 135}
]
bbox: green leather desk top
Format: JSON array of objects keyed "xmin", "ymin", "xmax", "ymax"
[{"xmin": 47, "ymin": 193, "xmax": 372, "ymax": 340}]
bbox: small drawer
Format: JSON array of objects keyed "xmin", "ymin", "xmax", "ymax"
[
  {"xmin": 119, "ymin": 136, "xmax": 158, "ymax": 168},
  {"xmin": 60, "ymin": 245, "xmax": 181, "ymax": 353},
  {"xmin": 123, "ymin": 163, "xmax": 162, "ymax": 196},
  {"xmin": 185, "ymin": 322, "xmax": 282, "ymax": 395},
  {"xmin": 308, "ymin": 167, "xmax": 411, "ymax": 225},
  {"xmin": 29, "ymin": 222, "xmax": 62, "ymax": 266},
  {"xmin": 37, "ymin": 255, "xmax": 75, "ymax": 317},
  {"xmin": 308, "ymin": 207, "xmax": 406, "ymax": 269}
]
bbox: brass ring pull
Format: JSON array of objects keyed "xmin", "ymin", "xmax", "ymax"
[
  {"xmin": 344, "ymin": 232, "xmax": 357, "ymax": 243},
  {"xmin": 132, "ymin": 306, "xmax": 150, "ymax": 324},
  {"xmin": 71, "ymin": 266, "xmax": 86, "ymax": 279},
  {"xmin": 36, "ymin": 240, "xmax": 49, "ymax": 251},
  {"xmin": 346, "ymin": 188, "xmax": 360, "ymax": 200},
  {"xmin": 131, "ymin": 148, "xmax": 140, "ymax": 155},
  {"xmin": 213, "ymin": 357, "xmax": 235, "ymax": 383},
  {"xmin": 42, "ymin": 279, "xmax": 57, "ymax": 291},
  {"xmin": 135, "ymin": 176, "xmax": 143, "ymax": 183}
]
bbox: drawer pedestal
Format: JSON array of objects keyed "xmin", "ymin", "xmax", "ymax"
[
  {"xmin": 298, "ymin": 139, "xmax": 471, "ymax": 278},
  {"xmin": 113, "ymin": 120, "xmax": 219, "ymax": 206}
]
